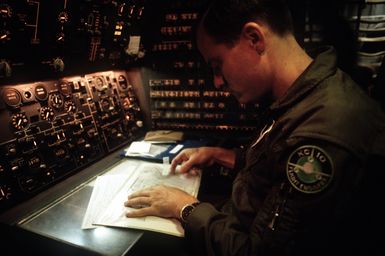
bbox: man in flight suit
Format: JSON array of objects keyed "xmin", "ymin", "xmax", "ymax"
[{"xmin": 124, "ymin": 0, "xmax": 385, "ymax": 255}]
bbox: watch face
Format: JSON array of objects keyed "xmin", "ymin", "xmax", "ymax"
[{"xmin": 181, "ymin": 205, "xmax": 195, "ymax": 222}]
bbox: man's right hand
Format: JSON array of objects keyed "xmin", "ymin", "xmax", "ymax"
[{"xmin": 170, "ymin": 147, "xmax": 236, "ymax": 174}]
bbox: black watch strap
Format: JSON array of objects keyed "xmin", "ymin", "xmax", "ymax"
[{"xmin": 180, "ymin": 202, "xmax": 201, "ymax": 223}]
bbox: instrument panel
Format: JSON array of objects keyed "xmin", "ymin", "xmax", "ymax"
[
  {"xmin": 0, "ymin": 0, "xmax": 147, "ymax": 82},
  {"xmin": 0, "ymin": 0, "xmax": 262, "ymax": 214},
  {"xmin": 0, "ymin": 70, "xmax": 143, "ymax": 212}
]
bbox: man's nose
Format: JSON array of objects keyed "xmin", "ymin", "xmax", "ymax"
[{"xmin": 213, "ymin": 75, "xmax": 224, "ymax": 89}]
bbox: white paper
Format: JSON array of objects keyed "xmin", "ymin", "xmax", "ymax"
[
  {"xmin": 125, "ymin": 141, "xmax": 151, "ymax": 154},
  {"xmin": 82, "ymin": 161, "xmax": 201, "ymax": 237},
  {"xmin": 169, "ymin": 144, "xmax": 184, "ymax": 154},
  {"xmin": 81, "ymin": 162, "xmax": 138, "ymax": 229},
  {"xmin": 124, "ymin": 142, "xmax": 171, "ymax": 158}
]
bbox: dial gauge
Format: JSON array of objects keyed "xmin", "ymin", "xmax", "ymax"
[
  {"xmin": 40, "ymin": 106, "xmax": 55, "ymax": 121},
  {"xmin": 49, "ymin": 93, "xmax": 64, "ymax": 109},
  {"xmin": 11, "ymin": 112, "xmax": 29, "ymax": 130},
  {"xmin": 64, "ymin": 100, "xmax": 76, "ymax": 113}
]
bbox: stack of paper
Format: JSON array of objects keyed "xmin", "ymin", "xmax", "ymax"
[
  {"xmin": 82, "ymin": 161, "xmax": 201, "ymax": 237},
  {"xmin": 124, "ymin": 141, "xmax": 171, "ymax": 158}
]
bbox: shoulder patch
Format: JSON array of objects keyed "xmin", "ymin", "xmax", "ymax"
[{"xmin": 286, "ymin": 145, "xmax": 334, "ymax": 194}]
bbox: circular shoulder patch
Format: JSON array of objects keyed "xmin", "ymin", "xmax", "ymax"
[{"xmin": 286, "ymin": 145, "xmax": 334, "ymax": 194}]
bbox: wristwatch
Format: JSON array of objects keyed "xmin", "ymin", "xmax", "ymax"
[{"xmin": 180, "ymin": 202, "xmax": 201, "ymax": 223}]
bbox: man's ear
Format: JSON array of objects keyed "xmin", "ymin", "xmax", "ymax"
[{"xmin": 241, "ymin": 22, "xmax": 265, "ymax": 55}]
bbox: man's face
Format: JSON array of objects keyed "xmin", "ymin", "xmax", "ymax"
[{"xmin": 196, "ymin": 26, "xmax": 271, "ymax": 104}]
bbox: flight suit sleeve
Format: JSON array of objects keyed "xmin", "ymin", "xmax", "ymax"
[{"xmin": 182, "ymin": 139, "xmax": 368, "ymax": 256}]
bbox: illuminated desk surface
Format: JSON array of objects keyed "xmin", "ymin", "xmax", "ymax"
[{"xmin": 0, "ymin": 151, "xmax": 192, "ymax": 255}]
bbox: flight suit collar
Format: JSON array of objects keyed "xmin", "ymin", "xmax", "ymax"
[{"xmin": 269, "ymin": 46, "xmax": 338, "ymax": 115}]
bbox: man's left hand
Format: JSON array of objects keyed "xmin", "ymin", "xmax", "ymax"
[{"xmin": 124, "ymin": 185, "xmax": 197, "ymax": 219}]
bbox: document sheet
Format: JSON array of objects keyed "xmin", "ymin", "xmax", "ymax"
[{"xmin": 82, "ymin": 161, "xmax": 201, "ymax": 237}]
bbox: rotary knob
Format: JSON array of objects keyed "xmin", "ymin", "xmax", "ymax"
[
  {"xmin": 64, "ymin": 100, "xmax": 76, "ymax": 113},
  {"xmin": 40, "ymin": 106, "xmax": 55, "ymax": 121},
  {"xmin": 0, "ymin": 185, "xmax": 12, "ymax": 201},
  {"xmin": 0, "ymin": 4, "xmax": 12, "ymax": 18},
  {"xmin": 136, "ymin": 120, "xmax": 143, "ymax": 127},
  {"xmin": 11, "ymin": 112, "xmax": 29, "ymax": 130},
  {"xmin": 49, "ymin": 93, "xmax": 64, "ymax": 109},
  {"xmin": 0, "ymin": 29, "xmax": 10, "ymax": 42},
  {"xmin": 0, "ymin": 60, "xmax": 12, "ymax": 77},
  {"xmin": 56, "ymin": 32, "xmax": 65, "ymax": 43},
  {"xmin": 53, "ymin": 57, "xmax": 65, "ymax": 72},
  {"xmin": 58, "ymin": 11, "xmax": 69, "ymax": 24}
]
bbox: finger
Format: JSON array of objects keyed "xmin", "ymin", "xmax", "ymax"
[
  {"xmin": 170, "ymin": 160, "xmax": 178, "ymax": 174},
  {"xmin": 178, "ymin": 159, "xmax": 196, "ymax": 174},
  {"xmin": 124, "ymin": 197, "xmax": 151, "ymax": 208},
  {"xmin": 127, "ymin": 189, "xmax": 151, "ymax": 199},
  {"xmin": 189, "ymin": 168, "xmax": 201, "ymax": 176},
  {"xmin": 170, "ymin": 153, "xmax": 188, "ymax": 173},
  {"xmin": 126, "ymin": 207, "xmax": 154, "ymax": 218}
]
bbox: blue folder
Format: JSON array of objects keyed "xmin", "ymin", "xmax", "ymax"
[{"xmin": 122, "ymin": 139, "xmax": 208, "ymax": 163}]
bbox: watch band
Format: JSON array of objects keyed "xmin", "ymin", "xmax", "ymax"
[{"xmin": 180, "ymin": 202, "xmax": 201, "ymax": 223}]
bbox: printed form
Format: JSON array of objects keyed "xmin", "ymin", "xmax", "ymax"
[{"xmin": 82, "ymin": 160, "xmax": 201, "ymax": 237}]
